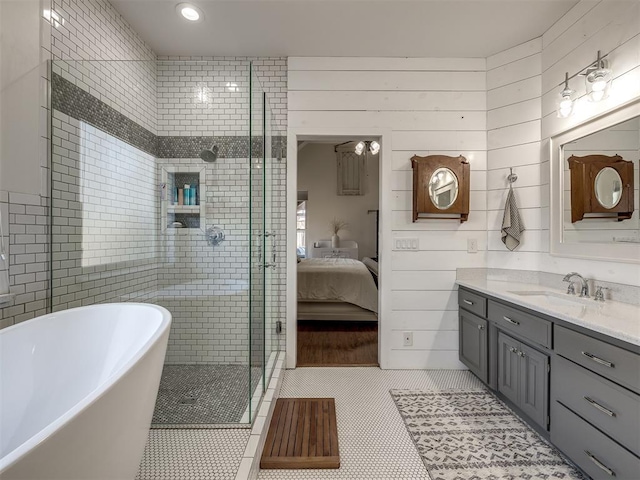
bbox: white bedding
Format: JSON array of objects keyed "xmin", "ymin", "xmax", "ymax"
[{"xmin": 297, "ymin": 258, "xmax": 378, "ymax": 313}]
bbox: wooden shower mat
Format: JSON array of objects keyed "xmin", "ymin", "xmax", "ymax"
[{"xmin": 260, "ymin": 398, "xmax": 340, "ymax": 469}]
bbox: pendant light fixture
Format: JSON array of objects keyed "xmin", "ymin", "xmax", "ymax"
[
  {"xmin": 354, "ymin": 140, "xmax": 380, "ymax": 156},
  {"xmin": 584, "ymin": 51, "xmax": 612, "ymax": 102},
  {"xmin": 556, "ymin": 72, "xmax": 575, "ymax": 118}
]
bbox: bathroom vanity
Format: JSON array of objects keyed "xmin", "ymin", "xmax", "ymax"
[{"xmin": 457, "ymin": 279, "xmax": 640, "ymax": 479}]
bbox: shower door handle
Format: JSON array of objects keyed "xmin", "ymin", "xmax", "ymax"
[
  {"xmin": 257, "ymin": 233, "xmax": 263, "ymax": 267},
  {"xmin": 264, "ymin": 232, "xmax": 276, "ymax": 268}
]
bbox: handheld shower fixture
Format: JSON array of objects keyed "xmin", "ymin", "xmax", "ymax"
[{"xmin": 200, "ymin": 145, "xmax": 219, "ymax": 163}]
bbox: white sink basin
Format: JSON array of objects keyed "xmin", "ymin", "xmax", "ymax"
[{"xmin": 508, "ymin": 290, "xmax": 590, "ymax": 308}]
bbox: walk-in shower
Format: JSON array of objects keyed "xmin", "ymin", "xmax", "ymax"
[{"xmin": 49, "ymin": 59, "xmax": 284, "ymax": 427}]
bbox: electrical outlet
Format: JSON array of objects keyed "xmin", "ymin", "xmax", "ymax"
[
  {"xmin": 403, "ymin": 332, "xmax": 413, "ymax": 347},
  {"xmin": 467, "ymin": 238, "xmax": 478, "ymax": 253}
]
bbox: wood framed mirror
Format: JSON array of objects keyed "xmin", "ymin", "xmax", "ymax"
[
  {"xmin": 567, "ymin": 154, "xmax": 634, "ymax": 223},
  {"xmin": 411, "ymin": 154, "xmax": 470, "ymax": 223}
]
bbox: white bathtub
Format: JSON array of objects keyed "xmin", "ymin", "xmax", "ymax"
[{"xmin": 0, "ymin": 303, "xmax": 171, "ymax": 480}]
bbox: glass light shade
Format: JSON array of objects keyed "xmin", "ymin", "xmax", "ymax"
[
  {"xmin": 354, "ymin": 141, "xmax": 365, "ymax": 155},
  {"xmin": 586, "ymin": 67, "xmax": 612, "ymax": 102},
  {"xmin": 556, "ymin": 87, "xmax": 575, "ymax": 118},
  {"xmin": 369, "ymin": 141, "xmax": 380, "ymax": 155}
]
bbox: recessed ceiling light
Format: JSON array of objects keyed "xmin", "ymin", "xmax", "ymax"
[{"xmin": 176, "ymin": 3, "xmax": 203, "ymax": 22}]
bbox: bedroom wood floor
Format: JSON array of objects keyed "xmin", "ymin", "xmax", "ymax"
[{"xmin": 297, "ymin": 321, "xmax": 378, "ymax": 366}]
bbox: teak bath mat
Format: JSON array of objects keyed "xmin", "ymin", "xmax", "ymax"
[{"xmin": 260, "ymin": 398, "xmax": 340, "ymax": 469}]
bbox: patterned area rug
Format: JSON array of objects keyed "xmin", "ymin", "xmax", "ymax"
[{"xmin": 391, "ymin": 390, "xmax": 585, "ymax": 480}]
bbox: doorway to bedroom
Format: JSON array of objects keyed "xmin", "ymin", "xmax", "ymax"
[{"xmin": 296, "ymin": 139, "xmax": 380, "ymax": 366}]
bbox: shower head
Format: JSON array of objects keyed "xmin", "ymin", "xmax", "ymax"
[{"xmin": 200, "ymin": 145, "xmax": 219, "ymax": 162}]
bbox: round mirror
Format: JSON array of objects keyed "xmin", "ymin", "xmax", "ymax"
[
  {"xmin": 428, "ymin": 167, "xmax": 459, "ymax": 210},
  {"xmin": 594, "ymin": 167, "xmax": 623, "ymax": 209}
]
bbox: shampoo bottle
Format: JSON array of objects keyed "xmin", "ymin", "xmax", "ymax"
[{"xmin": 184, "ymin": 184, "xmax": 191, "ymax": 206}]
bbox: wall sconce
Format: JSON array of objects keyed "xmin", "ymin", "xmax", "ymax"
[
  {"xmin": 584, "ymin": 50, "xmax": 612, "ymax": 102},
  {"xmin": 355, "ymin": 140, "xmax": 380, "ymax": 155},
  {"xmin": 556, "ymin": 50, "xmax": 614, "ymax": 117},
  {"xmin": 556, "ymin": 72, "xmax": 575, "ymax": 118}
]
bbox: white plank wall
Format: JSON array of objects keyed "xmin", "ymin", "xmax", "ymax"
[
  {"xmin": 289, "ymin": 57, "xmax": 486, "ymax": 369},
  {"xmin": 485, "ymin": 0, "xmax": 640, "ymax": 285},
  {"xmin": 486, "ymin": 38, "xmax": 545, "ymax": 271},
  {"xmin": 538, "ymin": 0, "xmax": 640, "ymax": 284}
]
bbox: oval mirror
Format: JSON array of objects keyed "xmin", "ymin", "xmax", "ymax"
[
  {"xmin": 428, "ymin": 167, "xmax": 459, "ymax": 210},
  {"xmin": 594, "ymin": 167, "xmax": 623, "ymax": 209}
]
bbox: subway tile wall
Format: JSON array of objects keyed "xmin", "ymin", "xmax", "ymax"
[
  {"xmin": 156, "ymin": 156, "xmax": 251, "ymax": 364},
  {"xmin": 155, "ymin": 58, "xmax": 288, "ymax": 362},
  {"xmin": 0, "ymin": 193, "xmax": 49, "ymax": 329},
  {"xmin": 0, "ymin": 0, "xmax": 158, "ymax": 329},
  {"xmin": 2, "ymin": 0, "xmax": 288, "ymax": 365},
  {"xmin": 51, "ymin": 0, "xmax": 158, "ymax": 133},
  {"xmin": 157, "ymin": 57, "xmax": 287, "ymax": 136},
  {"xmin": 50, "ymin": 111, "xmax": 160, "ymax": 312}
]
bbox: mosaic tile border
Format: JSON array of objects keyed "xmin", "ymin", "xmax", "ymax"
[
  {"xmin": 52, "ymin": 73, "xmax": 157, "ymax": 156},
  {"xmin": 52, "ymin": 72, "xmax": 286, "ymax": 160}
]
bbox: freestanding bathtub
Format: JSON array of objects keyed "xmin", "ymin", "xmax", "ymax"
[{"xmin": 0, "ymin": 303, "xmax": 171, "ymax": 480}]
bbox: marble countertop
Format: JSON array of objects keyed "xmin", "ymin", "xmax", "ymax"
[{"xmin": 456, "ymin": 278, "xmax": 640, "ymax": 347}]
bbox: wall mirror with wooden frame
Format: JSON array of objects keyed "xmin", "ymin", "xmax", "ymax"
[
  {"xmin": 550, "ymin": 99, "xmax": 640, "ymax": 263},
  {"xmin": 411, "ymin": 155, "xmax": 470, "ymax": 223},
  {"xmin": 567, "ymin": 154, "xmax": 634, "ymax": 223}
]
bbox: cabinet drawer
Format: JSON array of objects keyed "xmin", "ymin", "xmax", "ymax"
[
  {"xmin": 551, "ymin": 401, "xmax": 640, "ymax": 480},
  {"xmin": 555, "ymin": 325, "xmax": 640, "ymax": 394},
  {"xmin": 458, "ymin": 289, "xmax": 487, "ymax": 318},
  {"xmin": 553, "ymin": 356, "xmax": 640, "ymax": 456},
  {"xmin": 488, "ymin": 300, "xmax": 551, "ymax": 348}
]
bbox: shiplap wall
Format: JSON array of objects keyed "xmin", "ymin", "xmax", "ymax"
[
  {"xmin": 486, "ymin": 38, "xmax": 545, "ymax": 270},
  {"xmin": 539, "ymin": 0, "xmax": 640, "ymax": 285},
  {"xmin": 289, "ymin": 57, "xmax": 487, "ymax": 369},
  {"xmin": 486, "ymin": 0, "xmax": 640, "ymax": 286}
]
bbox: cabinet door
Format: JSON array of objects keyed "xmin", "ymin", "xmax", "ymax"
[
  {"xmin": 459, "ymin": 311, "xmax": 488, "ymax": 383},
  {"xmin": 498, "ymin": 332, "xmax": 520, "ymax": 406},
  {"xmin": 519, "ymin": 343, "xmax": 549, "ymax": 430}
]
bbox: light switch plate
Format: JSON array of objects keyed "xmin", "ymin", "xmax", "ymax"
[
  {"xmin": 394, "ymin": 237, "xmax": 419, "ymax": 251},
  {"xmin": 467, "ymin": 238, "xmax": 478, "ymax": 253}
]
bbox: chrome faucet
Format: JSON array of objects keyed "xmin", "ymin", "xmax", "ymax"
[{"xmin": 563, "ymin": 272, "xmax": 589, "ymax": 297}]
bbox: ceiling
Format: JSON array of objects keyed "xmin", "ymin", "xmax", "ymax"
[{"xmin": 110, "ymin": 0, "xmax": 579, "ymax": 58}]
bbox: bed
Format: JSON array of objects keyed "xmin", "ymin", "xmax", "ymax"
[{"xmin": 297, "ymin": 258, "xmax": 378, "ymax": 321}]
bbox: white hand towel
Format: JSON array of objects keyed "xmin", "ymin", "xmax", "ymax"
[{"xmin": 501, "ymin": 188, "xmax": 525, "ymax": 251}]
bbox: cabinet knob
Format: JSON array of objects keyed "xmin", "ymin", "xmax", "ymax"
[
  {"xmin": 518, "ymin": 350, "xmax": 525, "ymax": 357},
  {"xmin": 477, "ymin": 324, "xmax": 485, "ymax": 330},
  {"xmin": 509, "ymin": 347, "xmax": 518, "ymax": 354}
]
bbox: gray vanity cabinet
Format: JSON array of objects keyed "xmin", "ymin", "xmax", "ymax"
[
  {"xmin": 459, "ymin": 309, "xmax": 488, "ymax": 383},
  {"xmin": 497, "ymin": 332, "xmax": 549, "ymax": 429},
  {"xmin": 458, "ymin": 285, "xmax": 640, "ymax": 479}
]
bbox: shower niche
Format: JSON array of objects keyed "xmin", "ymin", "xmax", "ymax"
[{"xmin": 161, "ymin": 166, "xmax": 206, "ymax": 230}]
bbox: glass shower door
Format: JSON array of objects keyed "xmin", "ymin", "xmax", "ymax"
[{"xmin": 249, "ymin": 65, "xmax": 266, "ymax": 421}]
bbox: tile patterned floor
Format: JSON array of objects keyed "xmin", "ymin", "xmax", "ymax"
[
  {"xmin": 136, "ymin": 429, "xmax": 250, "ymax": 480},
  {"xmin": 152, "ymin": 365, "xmax": 262, "ymax": 425},
  {"xmin": 258, "ymin": 368, "xmax": 483, "ymax": 480}
]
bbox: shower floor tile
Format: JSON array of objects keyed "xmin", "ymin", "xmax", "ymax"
[{"xmin": 152, "ymin": 364, "xmax": 263, "ymax": 426}]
